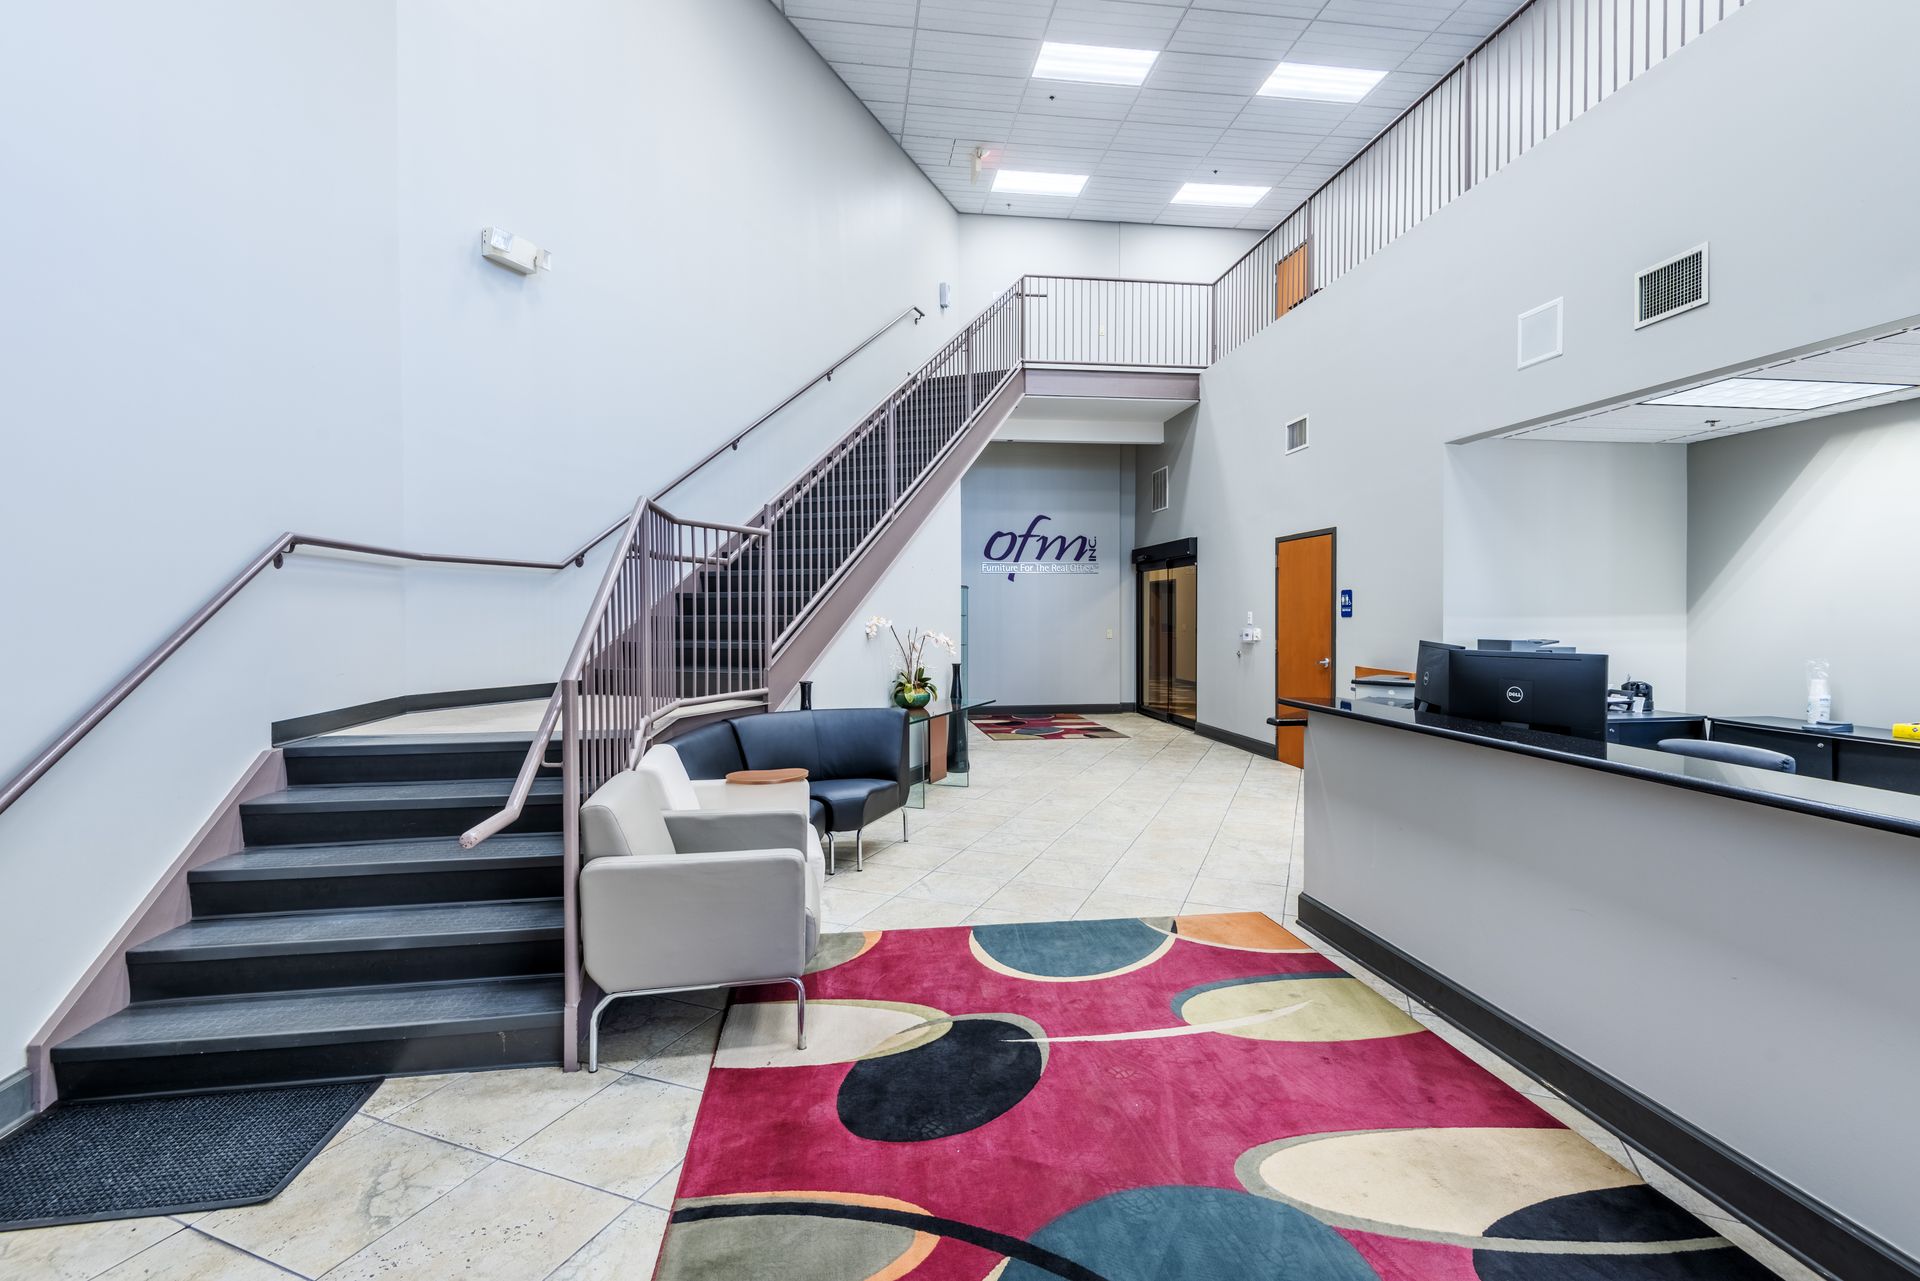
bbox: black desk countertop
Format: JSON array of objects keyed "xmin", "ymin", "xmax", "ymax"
[
  {"xmin": 1713, "ymin": 714, "xmax": 1920, "ymax": 748},
  {"xmin": 1274, "ymin": 696, "xmax": 1920, "ymax": 841}
]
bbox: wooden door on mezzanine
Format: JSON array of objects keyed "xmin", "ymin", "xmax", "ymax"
[{"xmin": 1273, "ymin": 529, "xmax": 1335, "ymax": 768}]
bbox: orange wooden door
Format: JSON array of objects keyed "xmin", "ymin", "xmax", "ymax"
[
  {"xmin": 1274, "ymin": 531, "xmax": 1335, "ymax": 767},
  {"xmin": 1274, "ymin": 243, "xmax": 1309, "ymax": 318}
]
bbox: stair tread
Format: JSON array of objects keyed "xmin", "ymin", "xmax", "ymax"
[
  {"xmin": 55, "ymin": 977, "xmax": 562, "ymax": 1056},
  {"xmin": 284, "ymin": 732, "xmax": 549, "ymax": 755},
  {"xmin": 195, "ymin": 833, "xmax": 561, "ymax": 879},
  {"xmin": 243, "ymin": 777, "xmax": 563, "ymax": 811},
  {"xmin": 132, "ymin": 900, "xmax": 562, "ymax": 957}
]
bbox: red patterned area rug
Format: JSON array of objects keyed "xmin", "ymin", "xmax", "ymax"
[
  {"xmin": 655, "ymin": 912, "xmax": 1770, "ymax": 1280},
  {"xmin": 969, "ymin": 712, "xmax": 1128, "ymax": 741}
]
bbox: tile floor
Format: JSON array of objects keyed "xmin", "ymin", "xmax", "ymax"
[{"xmin": 4, "ymin": 714, "xmax": 1819, "ymax": 1280}]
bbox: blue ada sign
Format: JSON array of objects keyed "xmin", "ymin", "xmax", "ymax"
[
  {"xmin": 981, "ymin": 515, "xmax": 1099, "ymax": 583},
  {"xmin": 1339, "ymin": 588, "xmax": 1353, "ymax": 618}
]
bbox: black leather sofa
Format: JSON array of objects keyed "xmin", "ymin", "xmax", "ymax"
[{"xmin": 664, "ymin": 707, "xmax": 911, "ymax": 873}]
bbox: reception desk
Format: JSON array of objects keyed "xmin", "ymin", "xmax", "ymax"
[{"xmin": 1279, "ymin": 696, "xmax": 1919, "ymax": 1281}]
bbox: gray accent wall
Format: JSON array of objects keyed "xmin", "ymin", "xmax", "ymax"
[
  {"xmin": 1136, "ymin": 0, "xmax": 1920, "ymax": 743},
  {"xmin": 1688, "ymin": 400, "xmax": 1920, "ymax": 728},
  {"xmin": 962, "ymin": 443, "xmax": 1136, "ymax": 708}
]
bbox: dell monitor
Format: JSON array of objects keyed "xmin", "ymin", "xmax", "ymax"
[{"xmin": 1446, "ymin": 649, "xmax": 1610, "ymax": 739}]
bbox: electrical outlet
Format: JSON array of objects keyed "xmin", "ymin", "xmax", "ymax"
[{"xmin": 1106, "ymin": 628, "xmax": 1114, "ymax": 639}]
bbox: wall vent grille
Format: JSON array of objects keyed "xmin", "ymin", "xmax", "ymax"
[
  {"xmin": 1285, "ymin": 417, "xmax": 1309, "ymax": 454},
  {"xmin": 1517, "ymin": 298, "xmax": 1563, "ymax": 368},
  {"xmin": 1635, "ymin": 245, "xmax": 1708, "ymax": 328},
  {"xmin": 1150, "ymin": 466, "xmax": 1169, "ymax": 512}
]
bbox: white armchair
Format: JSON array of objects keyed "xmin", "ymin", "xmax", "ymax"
[{"xmin": 578, "ymin": 743, "xmax": 826, "ymax": 1071}]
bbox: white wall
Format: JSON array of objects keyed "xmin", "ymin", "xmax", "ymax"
[
  {"xmin": 1688, "ymin": 401, "xmax": 1920, "ymax": 727},
  {"xmin": 796, "ymin": 487, "xmax": 964, "ymax": 713},
  {"xmin": 1138, "ymin": 0, "xmax": 1920, "ymax": 743},
  {"xmin": 961, "ymin": 443, "xmax": 1135, "ymax": 707},
  {"xmin": 957, "ymin": 216, "xmax": 1257, "ymax": 308},
  {"xmin": 1443, "ymin": 441, "xmax": 1690, "ymax": 705}
]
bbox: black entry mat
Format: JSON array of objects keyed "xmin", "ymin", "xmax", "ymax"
[{"xmin": 0, "ymin": 1080, "xmax": 379, "ymax": 1231}]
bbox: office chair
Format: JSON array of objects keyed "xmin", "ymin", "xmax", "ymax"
[{"xmin": 1656, "ymin": 738, "xmax": 1796, "ymax": 773}]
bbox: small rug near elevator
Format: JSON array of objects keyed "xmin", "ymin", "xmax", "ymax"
[
  {"xmin": 657, "ymin": 913, "xmax": 1774, "ymax": 1280},
  {"xmin": 0, "ymin": 1080, "xmax": 377, "ymax": 1230},
  {"xmin": 969, "ymin": 712, "xmax": 1128, "ymax": 741}
]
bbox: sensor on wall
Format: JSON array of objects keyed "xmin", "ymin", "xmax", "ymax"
[{"xmin": 481, "ymin": 227, "xmax": 552, "ymax": 275}]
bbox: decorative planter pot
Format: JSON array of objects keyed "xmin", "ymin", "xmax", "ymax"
[{"xmin": 893, "ymin": 686, "xmax": 933, "ymax": 710}]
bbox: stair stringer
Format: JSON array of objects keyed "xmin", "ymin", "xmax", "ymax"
[{"xmin": 764, "ymin": 367, "xmax": 1202, "ymax": 705}]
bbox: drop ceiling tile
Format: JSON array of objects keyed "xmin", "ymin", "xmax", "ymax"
[
  {"xmin": 901, "ymin": 134, "xmax": 960, "ymax": 166},
  {"xmin": 1316, "ymin": 0, "xmax": 1451, "ymax": 33},
  {"xmin": 1127, "ymin": 88, "xmax": 1251, "ymax": 130},
  {"xmin": 783, "ymin": 0, "xmax": 920, "ymax": 24},
  {"xmin": 910, "ymin": 69, "xmax": 1029, "ymax": 112},
  {"xmin": 1007, "ymin": 113, "xmax": 1126, "ymax": 150},
  {"xmin": 904, "ymin": 103, "xmax": 1018, "ymax": 139},
  {"xmin": 1191, "ymin": 0, "xmax": 1324, "ymax": 18},
  {"xmin": 865, "ymin": 101, "xmax": 907, "ymax": 132},
  {"xmin": 792, "ymin": 17, "xmax": 915, "ymax": 67},
  {"xmin": 911, "ymin": 29, "xmax": 1044, "ymax": 78},
  {"xmin": 1143, "ymin": 51, "xmax": 1278, "ymax": 97},
  {"xmin": 1101, "ymin": 148, "xmax": 1208, "ymax": 179},
  {"xmin": 1232, "ymin": 96, "xmax": 1357, "ymax": 133},
  {"xmin": 1108, "ymin": 119, "xmax": 1228, "ymax": 156},
  {"xmin": 1045, "ymin": 0, "xmax": 1189, "ymax": 48},
  {"xmin": 1017, "ymin": 80, "xmax": 1142, "ymax": 121},
  {"xmin": 1166, "ymin": 8, "xmax": 1309, "ymax": 60},
  {"xmin": 1285, "ymin": 19, "xmax": 1429, "ymax": 68},
  {"xmin": 918, "ymin": 0, "xmax": 1052, "ymax": 40},
  {"xmin": 832, "ymin": 61, "xmax": 910, "ymax": 103},
  {"xmin": 1206, "ymin": 129, "xmax": 1317, "ymax": 164},
  {"xmin": 993, "ymin": 141, "xmax": 1110, "ymax": 172}
]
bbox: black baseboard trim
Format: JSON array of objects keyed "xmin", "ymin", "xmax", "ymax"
[
  {"xmin": 1193, "ymin": 721, "xmax": 1279, "ymax": 759},
  {"xmin": 0, "ymin": 1069, "xmax": 30, "ymax": 1139},
  {"xmin": 975, "ymin": 704, "xmax": 1132, "ymax": 716},
  {"xmin": 1297, "ymin": 894, "xmax": 1916, "ymax": 1281},
  {"xmin": 272, "ymin": 684, "xmax": 557, "ymax": 744}
]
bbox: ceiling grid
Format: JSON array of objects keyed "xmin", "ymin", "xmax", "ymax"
[{"xmin": 772, "ymin": 0, "xmax": 1526, "ymax": 229}]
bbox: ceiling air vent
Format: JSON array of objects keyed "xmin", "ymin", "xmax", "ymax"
[
  {"xmin": 1635, "ymin": 244, "xmax": 1708, "ymax": 328},
  {"xmin": 1285, "ymin": 416, "xmax": 1309, "ymax": 454},
  {"xmin": 1517, "ymin": 298, "xmax": 1563, "ymax": 369},
  {"xmin": 1150, "ymin": 466, "xmax": 1169, "ymax": 512}
]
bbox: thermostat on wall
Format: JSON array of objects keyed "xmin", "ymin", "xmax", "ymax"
[{"xmin": 481, "ymin": 227, "xmax": 552, "ymax": 275}]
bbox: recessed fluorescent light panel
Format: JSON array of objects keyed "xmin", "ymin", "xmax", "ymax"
[
  {"xmin": 991, "ymin": 169, "xmax": 1088, "ymax": 197},
  {"xmin": 1172, "ymin": 182, "xmax": 1271, "ymax": 207},
  {"xmin": 1033, "ymin": 42, "xmax": 1158, "ymax": 87},
  {"xmin": 1644, "ymin": 378, "xmax": 1916, "ymax": 411},
  {"xmin": 1259, "ymin": 61, "xmax": 1387, "ymax": 102}
]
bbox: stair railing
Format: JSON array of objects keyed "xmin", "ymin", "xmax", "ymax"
[{"xmin": 460, "ymin": 275, "xmax": 1216, "ymax": 1067}]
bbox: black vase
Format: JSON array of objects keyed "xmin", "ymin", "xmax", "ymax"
[{"xmin": 947, "ymin": 661, "xmax": 969, "ymax": 773}]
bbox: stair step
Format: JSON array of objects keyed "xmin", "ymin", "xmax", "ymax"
[
  {"xmin": 127, "ymin": 900, "xmax": 563, "ymax": 999},
  {"xmin": 51, "ymin": 976, "xmax": 563, "ymax": 1100},
  {"xmin": 240, "ymin": 777, "xmax": 564, "ymax": 845},
  {"xmin": 191, "ymin": 833, "xmax": 562, "ymax": 915},
  {"xmin": 283, "ymin": 733, "xmax": 550, "ymax": 785}
]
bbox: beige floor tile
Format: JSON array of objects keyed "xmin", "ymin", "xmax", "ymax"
[
  {"xmin": 857, "ymin": 898, "xmax": 977, "ymax": 929},
  {"xmin": 361, "ymin": 1073, "xmax": 458, "ymax": 1119},
  {"xmin": 381, "ymin": 1064, "xmax": 612, "ymax": 1156},
  {"xmin": 1075, "ymin": 891, "xmax": 1187, "ymax": 920},
  {"xmin": 545, "ymin": 1204, "xmax": 670, "ymax": 1281},
  {"xmin": 196, "ymin": 1122, "xmax": 488, "ymax": 1277},
  {"xmin": 823, "ymin": 862, "xmax": 926, "ymax": 895},
  {"xmin": 0, "ymin": 1216, "xmax": 181, "ymax": 1281},
  {"xmin": 963, "ymin": 907, "xmax": 1030, "ymax": 926},
  {"xmin": 1013, "ymin": 857, "xmax": 1112, "ymax": 891},
  {"xmin": 638, "ymin": 1163, "xmax": 683, "ymax": 1209},
  {"xmin": 589, "ymin": 997, "xmax": 718, "ymax": 1073},
  {"xmin": 321, "ymin": 1161, "xmax": 624, "ymax": 1281},
  {"xmin": 977, "ymin": 879, "xmax": 1090, "ymax": 921},
  {"xmin": 1185, "ymin": 878, "xmax": 1291, "ymax": 915},
  {"xmin": 508, "ymin": 1075, "xmax": 701, "ymax": 1199},
  {"xmin": 626, "ymin": 1015, "xmax": 723, "ymax": 1089},
  {"xmin": 323, "ymin": 1113, "xmax": 377, "ymax": 1152},
  {"xmin": 819, "ymin": 884, "xmax": 894, "ymax": 926},
  {"xmin": 95, "ymin": 1229, "xmax": 288, "ymax": 1281},
  {"xmin": 1096, "ymin": 866, "xmax": 1197, "ymax": 901},
  {"xmin": 860, "ymin": 841, "xmax": 958, "ymax": 870},
  {"xmin": 898, "ymin": 869, "xmax": 1007, "ymax": 907}
]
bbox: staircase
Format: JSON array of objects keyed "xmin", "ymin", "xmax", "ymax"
[
  {"xmin": 27, "ymin": 274, "xmax": 1208, "ymax": 1096},
  {"xmin": 49, "ymin": 732, "xmax": 566, "ymax": 1100}
]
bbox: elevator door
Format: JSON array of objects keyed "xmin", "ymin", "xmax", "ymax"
[{"xmin": 1139, "ymin": 562, "xmax": 1197, "ymax": 725}]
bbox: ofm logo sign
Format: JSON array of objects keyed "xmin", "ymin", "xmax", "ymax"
[{"xmin": 980, "ymin": 515, "xmax": 1098, "ymax": 582}]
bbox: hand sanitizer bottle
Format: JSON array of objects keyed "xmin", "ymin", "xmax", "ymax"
[{"xmin": 1806, "ymin": 660, "xmax": 1832, "ymax": 727}]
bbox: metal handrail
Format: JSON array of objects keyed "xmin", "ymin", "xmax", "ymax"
[
  {"xmin": 0, "ymin": 525, "xmax": 628, "ymax": 820},
  {"xmin": 652, "ymin": 304, "xmax": 924, "ymax": 505}
]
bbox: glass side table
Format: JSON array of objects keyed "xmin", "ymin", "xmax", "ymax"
[{"xmin": 906, "ymin": 698, "xmax": 996, "ymax": 809}]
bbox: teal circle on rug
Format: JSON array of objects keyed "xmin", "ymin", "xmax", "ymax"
[
  {"xmin": 1004, "ymin": 1185, "xmax": 1378, "ymax": 1281},
  {"xmin": 972, "ymin": 918, "xmax": 1167, "ymax": 979}
]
